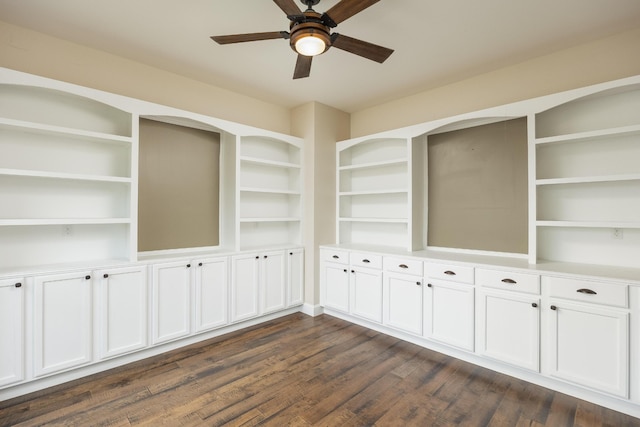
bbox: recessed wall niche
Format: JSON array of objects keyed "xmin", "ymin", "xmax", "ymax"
[
  {"xmin": 138, "ymin": 118, "xmax": 220, "ymax": 252},
  {"xmin": 427, "ymin": 117, "xmax": 528, "ymax": 254}
]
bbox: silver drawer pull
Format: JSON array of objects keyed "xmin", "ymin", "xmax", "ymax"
[
  {"xmin": 399, "ymin": 264, "xmax": 408, "ymax": 269},
  {"xmin": 362, "ymin": 259, "xmax": 370, "ymax": 263},
  {"xmin": 501, "ymin": 278, "xmax": 517, "ymax": 284},
  {"xmin": 444, "ymin": 270, "xmax": 456, "ymax": 276},
  {"xmin": 576, "ymin": 288, "xmax": 597, "ymax": 295}
]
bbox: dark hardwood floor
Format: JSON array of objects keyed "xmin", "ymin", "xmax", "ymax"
[{"xmin": 2, "ymin": 313, "xmax": 639, "ymax": 426}]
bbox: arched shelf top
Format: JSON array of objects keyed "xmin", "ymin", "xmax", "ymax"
[{"xmin": 0, "ymin": 84, "xmax": 132, "ymax": 137}]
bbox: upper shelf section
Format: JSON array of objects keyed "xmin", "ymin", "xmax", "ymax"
[{"xmin": 0, "ymin": 84, "xmax": 132, "ymax": 138}]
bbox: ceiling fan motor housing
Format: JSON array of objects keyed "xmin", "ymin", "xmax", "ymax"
[{"xmin": 289, "ymin": 11, "xmax": 331, "ymax": 55}]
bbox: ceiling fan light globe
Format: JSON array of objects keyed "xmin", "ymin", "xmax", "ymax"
[{"xmin": 295, "ymin": 35, "xmax": 326, "ymax": 56}]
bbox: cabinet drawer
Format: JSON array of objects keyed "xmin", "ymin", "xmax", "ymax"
[
  {"xmin": 545, "ymin": 276, "xmax": 628, "ymax": 308},
  {"xmin": 321, "ymin": 249, "xmax": 349, "ymax": 265},
  {"xmin": 426, "ymin": 262, "xmax": 474, "ymax": 284},
  {"xmin": 383, "ymin": 257, "xmax": 423, "ymax": 276},
  {"xmin": 350, "ymin": 252, "xmax": 383, "ymax": 269},
  {"xmin": 476, "ymin": 269, "xmax": 540, "ymax": 294}
]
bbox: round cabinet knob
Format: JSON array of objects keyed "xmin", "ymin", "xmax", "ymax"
[
  {"xmin": 15, "ymin": 282, "xmax": 22, "ymax": 288},
  {"xmin": 343, "ymin": 269, "xmax": 347, "ymax": 273},
  {"xmin": 416, "ymin": 281, "xmax": 421, "ymax": 286},
  {"xmin": 264, "ymin": 255, "xmax": 268, "ymax": 259},
  {"xmin": 351, "ymin": 270, "xmax": 355, "ymax": 273},
  {"xmin": 103, "ymin": 273, "xmax": 109, "ymax": 279},
  {"xmin": 290, "ymin": 252, "xmax": 293, "ymax": 255},
  {"xmin": 198, "ymin": 263, "xmax": 203, "ymax": 267},
  {"xmin": 531, "ymin": 302, "xmax": 538, "ymax": 308},
  {"xmin": 85, "ymin": 275, "xmax": 91, "ymax": 280},
  {"xmin": 427, "ymin": 283, "xmax": 432, "ymax": 288},
  {"xmin": 256, "ymin": 256, "xmax": 260, "ymax": 259},
  {"xmin": 550, "ymin": 305, "xmax": 557, "ymax": 311},
  {"xmin": 186, "ymin": 264, "xmax": 191, "ymax": 268}
]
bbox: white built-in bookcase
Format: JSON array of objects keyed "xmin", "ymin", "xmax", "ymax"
[
  {"xmin": 531, "ymin": 82, "xmax": 640, "ymax": 268},
  {"xmin": 0, "ymin": 68, "xmax": 303, "ymax": 274},
  {"xmin": 337, "ymin": 75, "xmax": 640, "ymax": 271}
]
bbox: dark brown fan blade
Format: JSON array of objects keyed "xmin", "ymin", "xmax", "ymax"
[
  {"xmin": 293, "ymin": 55, "xmax": 312, "ymax": 79},
  {"xmin": 323, "ymin": 0, "xmax": 380, "ymax": 25},
  {"xmin": 211, "ymin": 32, "xmax": 288, "ymax": 44},
  {"xmin": 331, "ymin": 33, "xmax": 393, "ymax": 63},
  {"xmin": 273, "ymin": 0, "xmax": 302, "ymax": 17}
]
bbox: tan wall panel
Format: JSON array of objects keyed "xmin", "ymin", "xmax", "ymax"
[{"xmin": 138, "ymin": 119, "xmax": 220, "ymax": 252}]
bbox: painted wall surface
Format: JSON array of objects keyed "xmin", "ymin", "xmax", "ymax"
[
  {"xmin": 0, "ymin": 20, "xmax": 292, "ymax": 134},
  {"xmin": 351, "ymin": 27, "xmax": 640, "ymax": 137},
  {"xmin": 292, "ymin": 102, "xmax": 350, "ymax": 306}
]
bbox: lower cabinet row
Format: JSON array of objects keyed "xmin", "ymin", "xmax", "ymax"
[
  {"xmin": 320, "ymin": 248, "xmax": 633, "ymax": 402},
  {"xmin": 0, "ymin": 248, "xmax": 304, "ymax": 390}
]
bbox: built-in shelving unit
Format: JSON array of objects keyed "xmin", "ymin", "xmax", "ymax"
[
  {"xmin": 237, "ymin": 135, "xmax": 303, "ymax": 250},
  {"xmin": 337, "ymin": 138, "xmax": 413, "ymax": 250},
  {"xmin": 531, "ymin": 83, "xmax": 640, "ymax": 268},
  {"xmin": 0, "ymin": 82, "xmax": 135, "ymax": 272}
]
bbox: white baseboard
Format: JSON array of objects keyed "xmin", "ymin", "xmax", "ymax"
[{"xmin": 300, "ymin": 303, "xmax": 323, "ymax": 317}]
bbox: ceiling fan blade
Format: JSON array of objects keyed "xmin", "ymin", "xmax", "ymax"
[
  {"xmin": 331, "ymin": 33, "xmax": 393, "ymax": 63},
  {"xmin": 273, "ymin": 0, "xmax": 302, "ymax": 17},
  {"xmin": 211, "ymin": 31, "xmax": 288, "ymax": 44},
  {"xmin": 323, "ymin": 0, "xmax": 380, "ymax": 25},
  {"xmin": 293, "ymin": 55, "xmax": 312, "ymax": 79}
]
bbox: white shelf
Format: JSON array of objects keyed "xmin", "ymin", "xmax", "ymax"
[
  {"xmin": 239, "ymin": 218, "xmax": 301, "ymax": 223},
  {"xmin": 339, "ymin": 217, "xmax": 409, "ymax": 224},
  {"xmin": 0, "ymin": 218, "xmax": 131, "ymax": 226},
  {"xmin": 536, "ymin": 174, "xmax": 640, "ymax": 186},
  {"xmin": 536, "ymin": 221, "xmax": 640, "ymax": 229},
  {"xmin": 0, "ymin": 168, "xmax": 132, "ymax": 184},
  {"xmin": 239, "ymin": 187, "xmax": 300, "ymax": 195},
  {"xmin": 240, "ymin": 156, "xmax": 300, "ymax": 169},
  {"xmin": 0, "ymin": 117, "xmax": 132, "ymax": 144},
  {"xmin": 534, "ymin": 124, "xmax": 640, "ymax": 146},
  {"xmin": 339, "ymin": 189, "xmax": 408, "ymax": 196},
  {"xmin": 338, "ymin": 158, "xmax": 407, "ymax": 171}
]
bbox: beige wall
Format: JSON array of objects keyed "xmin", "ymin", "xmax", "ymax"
[
  {"xmin": 351, "ymin": 27, "xmax": 640, "ymax": 137},
  {"xmin": 0, "ymin": 20, "xmax": 292, "ymax": 134},
  {"xmin": 292, "ymin": 102, "xmax": 350, "ymax": 306}
]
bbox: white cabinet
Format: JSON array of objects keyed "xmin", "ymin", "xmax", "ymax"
[
  {"xmin": 237, "ymin": 136, "xmax": 303, "ymax": 250},
  {"xmin": 151, "ymin": 261, "xmax": 192, "ymax": 345},
  {"xmin": 0, "ymin": 278, "xmax": 24, "ymax": 387},
  {"xmin": 193, "ymin": 256, "xmax": 228, "ymax": 333},
  {"xmin": 0, "ymin": 78, "xmax": 136, "ymax": 272},
  {"xmin": 95, "ymin": 265, "xmax": 147, "ymax": 360},
  {"xmin": 424, "ymin": 263, "xmax": 475, "ymax": 351},
  {"xmin": 34, "ymin": 271, "xmax": 93, "ymax": 377},
  {"xmin": 544, "ymin": 276, "xmax": 630, "ymax": 398},
  {"xmin": 321, "ymin": 259, "xmax": 350, "ymax": 313},
  {"xmin": 287, "ymin": 248, "xmax": 304, "ymax": 307},
  {"xmin": 475, "ymin": 268, "xmax": 540, "ymax": 371},
  {"xmin": 383, "ymin": 272, "xmax": 424, "ymax": 336},
  {"xmin": 350, "ymin": 265, "xmax": 383, "ymax": 324},
  {"xmin": 260, "ymin": 250, "xmax": 287, "ymax": 315}
]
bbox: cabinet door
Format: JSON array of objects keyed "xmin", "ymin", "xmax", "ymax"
[
  {"xmin": 95, "ymin": 266, "xmax": 147, "ymax": 360},
  {"xmin": 261, "ymin": 250, "xmax": 286, "ymax": 315},
  {"xmin": 477, "ymin": 290, "xmax": 539, "ymax": 371},
  {"xmin": 425, "ymin": 280, "xmax": 475, "ymax": 351},
  {"xmin": 194, "ymin": 257, "xmax": 228, "ymax": 332},
  {"xmin": 34, "ymin": 271, "xmax": 93, "ymax": 377},
  {"xmin": 548, "ymin": 300, "xmax": 628, "ymax": 398},
  {"xmin": 322, "ymin": 262, "xmax": 350, "ymax": 313},
  {"xmin": 231, "ymin": 254, "xmax": 260, "ymax": 322},
  {"xmin": 151, "ymin": 261, "xmax": 192, "ymax": 344},
  {"xmin": 383, "ymin": 272, "xmax": 423, "ymax": 335},
  {"xmin": 350, "ymin": 267, "xmax": 383, "ymax": 323},
  {"xmin": 287, "ymin": 248, "xmax": 304, "ymax": 307},
  {"xmin": 0, "ymin": 278, "xmax": 24, "ymax": 387}
]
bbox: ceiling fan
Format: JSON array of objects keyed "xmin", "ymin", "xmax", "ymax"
[{"xmin": 211, "ymin": 0, "xmax": 394, "ymax": 79}]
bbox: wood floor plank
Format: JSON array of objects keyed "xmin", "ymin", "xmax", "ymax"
[{"xmin": 2, "ymin": 313, "xmax": 639, "ymax": 427}]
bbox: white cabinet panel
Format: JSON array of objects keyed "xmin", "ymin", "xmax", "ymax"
[
  {"xmin": 95, "ymin": 266, "xmax": 147, "ymax": 359},
  {"xmin": 548, "ymin": 300, "xmax": 629, "ymax": 398},
  {"xmin": 0, "ymin": 278, "xmax": 24, "ymax": 387},
  {"xmin": 322, "ymin": 262, "xmax": 350, "ymax": 313},
  {"xmin": 477, "ymin": 289, "xmax": 540, "ymax": 371},
  {"xmin": 34, "ymin": 271, "xmax": 93, "ymax": 377},
  {"xmin": 383, "ymin": 272, "xmax": 423, "ymax": 336},
  {"xmin": 230, "ymin": 254, "xmax": 260, "ymax": 322},
  {"xmin": 261, "ymin": 250, "xmax": 286, "ymax": 315},
  {"xmin": 350, "ymin": 267, "xmax": 383, "ymax": 323},
  {"xmin": 194, "ymin": 257, "xmax": 228, "ymax": 333},
  {"xmin": 425, "ymin": 279, "xmax": 475, "ymax": 351},
  {"xmin": 287, "ymin": 248, "xmax": 304, "ymax": 307},
  {"xmin": 151, "ymin": 261, "xmax": 192, "ymax": 344}
]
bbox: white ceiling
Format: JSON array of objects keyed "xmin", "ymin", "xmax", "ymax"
[{"xmin": 1, "ymin": 0, "xmax": 639, "ymax": 113}]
